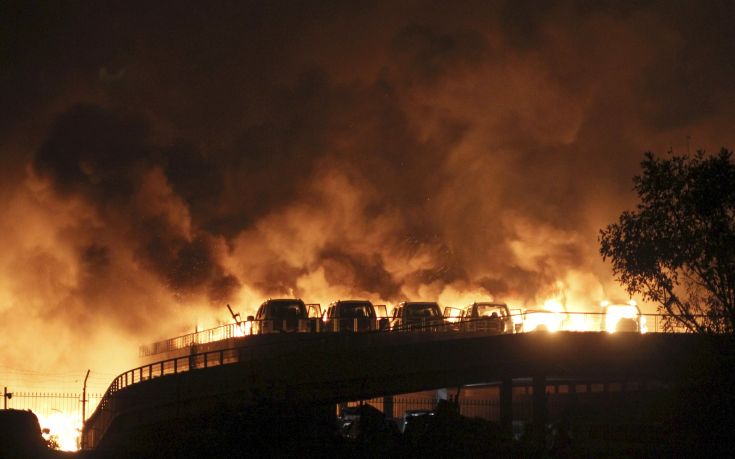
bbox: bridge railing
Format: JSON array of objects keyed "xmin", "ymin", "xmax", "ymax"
[
  {"xmin": 139, "ymin": 312, "xmax": 699, "ymax": 358},
  {"xmin": 321, "ymin": 317, "xmax": 391, "ymax": 332},
  {"xmin": 139, "ymin": 318, "xmax": 327, "ymax": 357},
  {"xmin": 84, "ymin": 346, "xmax": 242, "ymax": 448},
  {"xmin": 529, "ymin": 312, "xmax": 695, "ymax": 334},
  {"xmin": 139, "ymin": 323, "xmax": 247, "ymax": 357}
]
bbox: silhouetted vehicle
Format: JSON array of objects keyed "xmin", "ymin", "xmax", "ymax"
[
  {"xmin": 338, "ymin": 406, "xmax": 362, "ymax": 438},
  {"xmin": 323, "ymin": 300, "xmax": 377, "ymax": 332},
  {"xmin": 401, "ymin": 409, "xmax": 434, "ymax": 433},
  {"xmin": 391, "ymin": 302, "xmax": 446, "ymax": 331},
  {"xmin": 462, "ymin": 302, "xmax": 513, "ymax": 334},
  {"xmin": 601, "ymin": 301, "xmax": 646, "ymax": 333},
  {"xmin": 338, "ymin": 404, "xmax": 400, "ymax": 444},
  {"xmin": 248, "ymin": 298, "xmax": 309, "ymax": 334}
]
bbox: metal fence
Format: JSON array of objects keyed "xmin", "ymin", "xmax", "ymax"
[
  {"xmin": 8, "ymin": 392, "xmax": 97, "ymax": 418},
  {"xmin": 140, "ymin": 312, "xmax": 697, "ymax": 359},
  {"xmin": 348, "ymin": 396, "xmax": 502, "ymax": 421},
  {"xmin": 6, "ymin": 392, "xmax": 103, "ymax": 450},
  {"xmin": 139, "ymin": 322, "xmax": 247, "ymax": 357}
]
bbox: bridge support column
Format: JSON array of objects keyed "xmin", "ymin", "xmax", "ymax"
[
  {"xmin": 500, "ymin": 378, "xmax": 513, "ymax": 437},
  {"xmin": 532, "ymin": 374, "xmax": 548, "ymax": 448},
  {"xmin": 383, "ymin": 395, "xmax": 393, "ymax": 420}
]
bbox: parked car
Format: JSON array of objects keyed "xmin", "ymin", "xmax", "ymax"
[
  {"xmin": 391, "ymin": 302, "xmax": 446, "ymax": 331},
  {"xmin": 338, "ymin": 404, "xmax": 398, "ymax": 440},
  {"xmin": 400, "ymin": 409, "xmax": 434, "ymax": 434},
  {"xmin": 323, "ymin": 300, "xmax": 377, "ymax": 332},
  {"xmin": 462, "ymin": 302, "xmax": 513, "ymax": 334},
  {"xmin": 248, "ymin": 298, "xmax": 309, "ymax": 334}
]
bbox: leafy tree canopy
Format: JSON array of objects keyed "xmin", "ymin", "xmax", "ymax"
[{"xmin": 600, "ymin": 149, "xmax": 735, "ymax": 333}]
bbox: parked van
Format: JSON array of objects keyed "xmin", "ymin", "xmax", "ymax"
[
  {"xmin": 248, "ymin": 298, "xmax": 309, "ymax": 334},
  {"xmin": 323, "ymin": 300, "xmax": 377, "ymax": 332}
]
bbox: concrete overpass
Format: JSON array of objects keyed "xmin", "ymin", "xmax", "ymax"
[{"xmin": 82, "ymin": 328, "xmax": 713, "ymax": 450}]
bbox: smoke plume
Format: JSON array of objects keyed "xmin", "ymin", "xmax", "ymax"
[{"xmin": 2, "ymin": 0, "xmax": 735, "ymax": 383}]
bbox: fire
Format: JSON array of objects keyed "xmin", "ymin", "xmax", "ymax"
[
  {"xmin": 565, "ymin": 313, "xmax": 593, "ymax": 331},
  {"xmin": 521, "ymin": 299, "xmax": 565, "ymax": 332},
  {"xmin": 543, "ymin": 299, "xmax": 564, "ymax": 313},
  {"xmin": 444, "ymin": 307, "xmax": 464, "ymax": 323},
  {"xmin": 38, "ymin": 410, "xmax": 81, "ymax": 451},
  {"xmin": 602, "ymin": 300, "xmax": 645, "ymax": 333}
]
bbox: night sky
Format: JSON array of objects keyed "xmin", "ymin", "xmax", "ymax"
[{"xmin": 2, "ymin": 1, "xmax": 735, "ymax": 377}]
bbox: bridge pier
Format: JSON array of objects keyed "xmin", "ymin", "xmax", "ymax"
[
  {"xmin": 500, "ymin": 378, "xmax": 513, "ymax": 437},
  {"xmin": 532, "ymin": 374, "xmax": 548, "ymax": 447},
  {"xmin": 382, "ymin": 395, "xmax": 393, "ymax": 419}
]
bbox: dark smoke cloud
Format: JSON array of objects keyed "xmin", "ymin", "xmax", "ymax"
[
  {"xmin": 2, "ymin": 0, "xmax": 735, "ymax": 376},
  {"xmin": 34, "ymin": 105, "xmax": 150, "ymax": 200},
  {"xmin": 33, "ymin": 104, "xmax": 238, "ymax": 309}
]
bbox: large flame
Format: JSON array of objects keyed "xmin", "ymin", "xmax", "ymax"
[
  {"xmin": 603, "ymin": 301, "xmax": 646, "ymax": 333},
  {"xmin": 38, "ymin": 411, "xmax": 81, "ymax": 452}
]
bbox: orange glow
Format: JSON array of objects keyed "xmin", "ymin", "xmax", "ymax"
[
  {"xmin": 565, "ymin": 313, "xmax": 593, "ymax": 331},
  {"xmin": 521, "ymin": 298, "xmax": 566, "ymax": 332},
  {"xmin": 523, "ymin": 309, "xmax": 562, "ymax": 332},
  {"xmin": 38, "ymin": 411, "xmax": 81, "ymax": 451},
  {"xmin": 444, "ymin": 307, "xmax": 464, "ymax": 323},
  {"xmin": 603, "ymin": 302, "xmax": 643, "ymax": 333}
]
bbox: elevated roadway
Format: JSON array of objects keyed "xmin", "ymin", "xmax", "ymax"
[{"xmin": 83, "ymin": 329, "xmax": 714, "ymax": 449}]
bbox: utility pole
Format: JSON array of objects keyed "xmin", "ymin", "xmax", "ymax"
[
  {"xmin": 81, "ymin": 370, "xmax": 90, "ymax": 449},
  {"xmin": 3, "ymin": 386, "xmax": 12, "ymax": 409}
]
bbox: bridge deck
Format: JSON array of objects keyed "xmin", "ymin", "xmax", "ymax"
[{"xmin": 83, "ymin": 330, "xmax": 712, "ymax": 449}]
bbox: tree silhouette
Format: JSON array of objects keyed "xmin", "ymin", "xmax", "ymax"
[{"xmin": 600, "ymin": 149, "xmax": 735, "ymax": 333}]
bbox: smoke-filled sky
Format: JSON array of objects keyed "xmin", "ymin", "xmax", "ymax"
[{"xmin": 2, "ymin": 0, "xmax": 735, "ymax": 384}]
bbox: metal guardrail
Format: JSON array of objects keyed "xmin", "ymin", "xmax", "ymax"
[
  {"xmin": 139, "ymin": 323, "xmax": 246, "ymax": 357},
  {"xmin": 84, "ymin": 347, "xmax": 242, "ymax": 449},
  {"xmin": 139, "ymin": 312, "xmax": 696, "ymax": 358}
]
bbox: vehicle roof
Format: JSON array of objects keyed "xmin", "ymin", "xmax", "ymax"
[
  {"xmin": 264, "ymin": 298, "xmax": 305, "ymax": 304},
  {"xmin": 332, "ymin": 299, "xmax": 374, "ymax": 305}
]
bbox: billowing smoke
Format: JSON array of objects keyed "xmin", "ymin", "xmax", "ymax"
[{"xmin": 2, "ymin": 1, "xmax": 735, "ymax": 383}]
